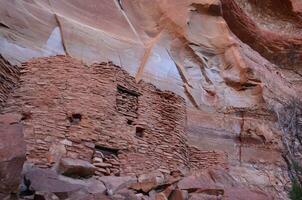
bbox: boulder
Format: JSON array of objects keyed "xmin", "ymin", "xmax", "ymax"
[
  {"xmin": 130, "ymin": 181, "xmax": 156, "ymax": 193},
  {"xmin": 58, "ymin": 158, "xmax": 96, "ymax": 178},
  {"xmin": 25, "ymin": 168, "xmax": 82, "ymax": 194},
  {"xmin": 23, "ymin": 167, "xmax": 106, "ymax": 198},
  {"xmin": 66, "ymin": 190, "xmax": 112, "ymax": 200},
  {"xmin": 58, "ymin": 175, "xmax": 106, "ymax": 194},
  {"xmin": 0, "ymin": 113, "xmax": 26, "ymax": 196},
  {"xmin": 138, "ymin": 171, "xmax": 165, "ymax": 184},
  {"xmin": 154, "ymin": 186, "xmax": 174, "ymax": 200},
  {"xmin": 155, "ymin": 193, "xmax": 168, "ymax": 200},
  {"xmin": 98, "ymin": 176, "xmax": 137, "ymax": 195},
  {"xmin": 33, "ymin": 191, "xmax": 60, "ymax": 200},
  {"xmin": 169, "ymin": 189, "xmax": 187, "ymax": 200},
  {"xmin": 130, "ymin": 171, "xmax": 165, "ymax": 193},
  {"xmin": 113, "ymin": 188, "xmax": 139, "ymax": 200}
]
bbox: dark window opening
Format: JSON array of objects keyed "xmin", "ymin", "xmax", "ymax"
[
  {"xmin": 93, "ymin": 145, "xmax": 120, "ymax": 176},
  {"xmin": 117, "ymin": 85, "xmax": 140, "ymax": 96},
  {"xmin": 127, "ymin": 119, "xmax": 133, "ymax": 125},
  {"xmin": 68, "ymin": 113, "xmax": 82, "ymax": 124},
  {"xmin": 135, "ymin": 127, "xmax": 144, "ymax": 138},
  {"xmin": 95, "ymin": 145, "xmax": 118, "ymax": 157},
  {"xmin": 21, "ymin": 112, "xmax": 31, "ymax": 121}
]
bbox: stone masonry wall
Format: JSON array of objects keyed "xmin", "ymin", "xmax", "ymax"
[
  {"xmin": 2, "ymin": 56, "xmax": 226, "ymax": 176},
  {"xmin": 0, "ymin": 55, "xmax": 19, "ymax": 109},
  {"xmin": 189, "ymin": 146, "xmax": 227, "ymax": 170}
]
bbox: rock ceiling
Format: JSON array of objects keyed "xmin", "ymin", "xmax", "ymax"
[{"xmin": 0, "ymin": 0, "xmax": 301, "ymax": 111}]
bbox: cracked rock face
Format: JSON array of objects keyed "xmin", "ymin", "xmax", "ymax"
[{"xmin": 0, "ymin": 0, "xmax": 302, "ymax": 199}]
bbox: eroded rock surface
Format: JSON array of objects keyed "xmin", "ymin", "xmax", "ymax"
[
  {"xmin": 1, "ymin": 0, "xmax": 302, "ymax": 199},
  {"xmin": 0, "ymin": 0, "xmax": 298, "ymax": 109}
]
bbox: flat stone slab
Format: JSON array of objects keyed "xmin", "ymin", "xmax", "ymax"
[{"xmin": 58, "ymin": 158, "xmax": 96, "ymax": 178}]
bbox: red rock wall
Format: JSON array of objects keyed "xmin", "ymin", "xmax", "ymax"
[
  {"xmin": 2, "ymin": 56, "xmax": 224, "ymax": 176},
  {"xmin": 186, "ymin": 108, "xmax": 289, "ymax": 198}
]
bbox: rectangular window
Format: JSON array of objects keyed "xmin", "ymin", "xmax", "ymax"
[{"xmin": 95, "ymin": 145, "xmax": 118, "ymax": 157}]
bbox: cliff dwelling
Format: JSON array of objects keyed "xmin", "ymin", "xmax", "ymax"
[
  {"xmin": 1, "ymin": 0, "xmax": 302, "ymax": 199},
  {"xmin": 2, "ymin": 56, "xmax": 226, "ymax": 176}
]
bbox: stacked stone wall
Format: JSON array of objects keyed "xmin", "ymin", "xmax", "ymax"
[
  {"xmin": 2, "ymin": 56, "xmax": 226, "ymax": 175},
  {"xmin": 0, "ymin": 55, "xmax": 19, "ymax": 109}
]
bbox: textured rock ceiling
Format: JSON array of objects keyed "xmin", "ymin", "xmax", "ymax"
[{"xmin": 0, "ymin": 0, "xmax": 301, "ymax": 111}]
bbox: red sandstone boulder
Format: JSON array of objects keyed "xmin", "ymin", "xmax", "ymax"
[
  {"xmin": 154, "ymin": 193, "xmax": 168, "ymax": 200},
  {"xmin": 24, "ymin": 167, "xmax": 106, "ymax": 198},
  {"xmin": 25, "ymin": 168, "xmax": 83, "ymax": 194},
  {"xmin": 98, "ymin": 176, "xmax": 137, "ymax": 195},
  {"xmin": 33, "ymin": 191, "xmax": 60, "ymax": 200},
  {"xmin": 112, "ymin": 188, "xmax": 140, "ymax": 200},
  {"xmin": 58, "ymin": 158, "xmax": 96, "ymax": 178},
  {"xmin": 138, "ymin": 171, "xmax": 165, "ymax": 185},
  {"xmin": 169, "ymin": 189, "xmax": 187, "ymax": 200},
  {"xmin": 67, "ymin": 191, "xmax": 112, "ymax": 200},
  {"xmin": 153, "ymin": 185, "xmax": 174, "ymax": 200},
  {"xmin": 130, "ymin": 171, "xmax": 165, "ymax": 193},
  {"xmin": 130, "ymin": 181, "xmax": 156, "ymax": 193},
  {"xmin": 57, "ymin": 175, "xmax": 107, "ymax": 195},
  {"xmin": 0, "ymin": 113, "xmax": 26, "ymax": 197}
]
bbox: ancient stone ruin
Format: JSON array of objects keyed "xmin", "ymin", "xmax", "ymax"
[{"xmin": 2, "ymin": 55, "xmax": 226, "ymax": 177}]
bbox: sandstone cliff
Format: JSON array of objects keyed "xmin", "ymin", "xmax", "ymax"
[{"xmin": 0, "ymin": 0, "xmax": 302, "ymax": 199}]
